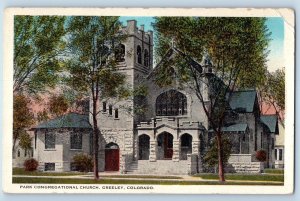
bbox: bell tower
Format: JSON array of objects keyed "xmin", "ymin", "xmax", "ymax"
[{"xmin": 121, "ymin": 20, "xmax": 153, "ymax": 86}]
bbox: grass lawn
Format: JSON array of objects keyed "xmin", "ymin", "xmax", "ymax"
[
  {"xmin": 12, "ymin": 177, "xmax": 283, "ymax": 185},
  {"xmin": 194, "ymin": 173, "xmax": 284, "ymax": 182},
  {"xmin": 13, "ymin": 168, "xmax": 88, "ymax": 176},
  {"xmin": 13, "ymin": 168, "xmax": 181, "ymax": 179},
  {"xmin": 264, "ymin": 169, "xmax": 284, "ymax": 174},
  {"xmin": 99, "ymin": 175, "xmax": 182, "ymax": 179}
]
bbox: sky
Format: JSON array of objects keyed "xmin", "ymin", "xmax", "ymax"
[{"xmin": 119, "ymin": 16, "xmax": 284, "ymax": 72}]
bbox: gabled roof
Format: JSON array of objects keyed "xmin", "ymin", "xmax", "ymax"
[
  {"xmin": 261, "ymin": 115, "xmax": 279, "ymax": 134},
  {"xmin": 147, "ymin": 47, "xmax": 203, "ymax": 79},
  {"xmin": 222, "ymin": 123, "xmax": 248, "ymax": 133},
  {"xmin": 33, "ymin": 113, "xmax": 92, "ymax": 130},
  {"xmin": 229, "ymin": 89, "xmax": 257, "ymax": 113}
]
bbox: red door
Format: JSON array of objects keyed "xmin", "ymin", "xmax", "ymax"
[
  {"xmin": 105, "ymin": 149, "xmax": 119, "ymax": 171},
  {"xmin": 164, "ymin": 134, "xmax": 173, "ymax": 159}
]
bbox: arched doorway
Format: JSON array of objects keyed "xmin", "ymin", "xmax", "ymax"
[
  {"xmin": 180, "ymin": 134, "xmax": 192, "ymax": 160},
  {"xmin": 157, "ymin": 132, "xmax": 173, "ymax": 160},
  {"xmin": 138, "ymin": 134, "xmax": 150, "ymax": 160},
  {"xmin": 105, "ymin": 142, "xmax": 119, "ymax": 171}
]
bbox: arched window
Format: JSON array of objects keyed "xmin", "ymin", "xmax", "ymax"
[
  {"xmin": 137, "ymin": 45, "xmax": 142, "ymax": 64},
  {"xmin": 17, "ymin": 150, "xmax": 20, "ymax": 157},
  {"xmin": 156, "ymin": 90, "xmax": 187, "ymax": 116},
  {"xmin": 115, "ymin": 44, "xmax": 125, "ymax": 62},
  {"xmin": 144, "ymin": 49, "xmax": 149, "ymax": 67}
]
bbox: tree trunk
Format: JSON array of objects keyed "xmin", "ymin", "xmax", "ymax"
[
  {"xmin": 12, "ymin": 136, "xmax": 18, "ymax": 157},
  {"xmin": 216, "ymin": 131, "xmax": 225, "ymax": 182},
  {"xmin": 92, "ymin": 99, "xmax": 99, "ymax": 180}
]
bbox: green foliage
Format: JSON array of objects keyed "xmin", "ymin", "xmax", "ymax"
[
  {"xmin": 203, "ymin": 136, "xmax": 232, "ymax": 170},
  {"xmin": 13, "ymin": 94, "xmax": 34, "ymax": 150},
  {"xmin": 154, "ymin": 17, "xmax": 270, "ymax": 128},
  {"xmin": 12, "ymin": 177, "xmax": 283, "ymax": 185},
  {"xmin": 13, "ymin": 168, "xmax": 85, "ymax": 176},
  {"xmin": 194, "ymin": 173, "xmax": 284, "ymax": 182},
  {"xmin": 260, "ymin": 68, "xmax": 285, "ymax": 119},
  {"xmin": 154, "ymin": 17, "xmax": 270, "ymax": 89},
  {"xmin": 48, "ymin": 94, "xmax": 69, "ymax": 116},
  {"xmin": 19, "ymin": 132, "xmax": 32, "ymax": 151},
  {"xmin": 154, "ymin": 17, "xmax": 271, "ymax": 180},
  {"xmin": 72, "ymin": 153, "xmax": 93, "ymax": 172},
  {"xmin": 264, "ymin": 169, "xmax": 284, "ymax": 174},
  {"xmin": 37, "ymin": 110, "xmax": 49, "ymax": 123},
  {"xmin": 23, "ymin": 158, "xmax": 39, "ymax": 171},
  {"xmin": 14, "ymin": 16, "xmax": 66, "ymax": 94},
  {"xmin": 63, "ymin": 16, "xmax": 129, "ymax": 179},
  {"xmin": 63, "ymin": 16, "xmax": 128, "ymax": 101}
]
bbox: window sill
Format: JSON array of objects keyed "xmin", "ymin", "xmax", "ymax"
[
  {"xmin": 114, "ymin": 118, "xmax": 120, "ymax": 120},
  {"xmin": 70, "ymin": 149, "xmax": 83, "ymax": 151},
  {"xmin": 44, "ymin": 149, "xmax": 56, "ymax": 151},
  {"xmin": 102, "ymin": 112, "xmax": 107, "ymax": 114}
]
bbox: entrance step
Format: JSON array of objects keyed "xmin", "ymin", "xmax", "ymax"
[{"xmin": 126, "ymin": 160, "xmax": 189, "ymax": 175}]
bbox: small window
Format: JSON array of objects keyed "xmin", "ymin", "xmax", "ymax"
[
  {"xmin": 279, "ymin": 149, "xmax": 283, "ymax": 161},
  {"xmin": 109, "ymin": 105, "xmax": 113, "ymax": 116},
  {"xmin": 44, "ymin": 163, "xmax": 55, "ymax": 171},
  {"xmin": 17, "ymin": 150, "xmax": 20, "ymax": 157},
  {"xmin": 137, "ymin": 45, "xmax": 142, "ymax": 64},
  {"xmin": 115, "ymin": 108, "xmax": 119, "ymax": 119},
  {"xmin": 103, "ymin": 102, "xmax": 107, "ymax": 113},
  {"xmin": 115, "ymin": 44, "xmax": 125, "ymax": 62},
  {"xmin": 45, "ymin": 132, "xmax": 55, "ymax": 149},
  {"xmin": 70, "ymin": 132, "xmax": 82, "ymax": 150},
  {"xmin": 31, "ymin": 149, "xmax": 34, "ymax": 157},
  {"xmin": 24, "ymin": 151, "xmax": 27, "ymax": 157},
  {"xmin": 275, "ymin": 149, "xmax": 278, "ymax": 160}
]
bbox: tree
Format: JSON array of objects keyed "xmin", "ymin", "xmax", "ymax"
[
  {"xmin": 204, "ymin": 136, "xmax": 232, "ymax": 173},
  {"xmin": 14, "ymin": 16, "xmax": 65, "ymax": 95},
  {"xmin": 260, "ymin": 68, "xmax": 285, "ymax": 122},
  {"xmin": 64, "ymin": 16, "xmax": 128, "ymax": 179},
  {"xmin": 36, "ymin": 93, "xmax": 70, "ymax": 123},
  {"xmin": 19, "ymin": 132, "xmax": 32, "ymax": 156},
  {"xmin": 13, "ymin": 94, "xmax": 34, "ymax": 152},
  {"xmin": 154, "ymin": 17, "xmax": 270, "ymax": 182}
]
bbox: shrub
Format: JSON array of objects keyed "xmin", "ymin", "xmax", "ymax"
[
  {"xmin": 203, "ymin": 136, "xmax": 232, "ymax": 173},
  {"xmin": 72, "ymin": 153, "xmax": 93, "ymax": 172},
  {"xmin": 256, "ymin": 150, "xmax": 267, "ymax": 162},
  {"xmin": 24, "ymin": 158, "xmax": 38, "ymax": 171}
]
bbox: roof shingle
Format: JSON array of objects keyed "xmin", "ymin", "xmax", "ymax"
[
  {"xmin": 33, "ymin": 113, "xmax": 92, "ymax": 129},
  {"xmin": 261, "ymin": 115, "xmax": 278, "ymax": 134},
  {"xmin": 229, "ymin": 90, "xmax": 257, "ymax": 113}
]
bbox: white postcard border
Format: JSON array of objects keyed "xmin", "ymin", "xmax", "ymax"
[{"xmin": 2, "ymin": 7, "xmax": 295, "ymax": 194}]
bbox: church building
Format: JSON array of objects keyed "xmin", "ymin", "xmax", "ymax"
[{"xmin": 28, "ymin": 20, "xmax": 280, "ymax": 175}]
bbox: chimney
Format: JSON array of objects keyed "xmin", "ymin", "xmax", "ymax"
[
  {"xmin": 140, "ymin": 24, "xmax": 144, "ymax": 31},
  {"xmin": 127, "ymin": 20, "xmax": 137, "ymax": 34}
]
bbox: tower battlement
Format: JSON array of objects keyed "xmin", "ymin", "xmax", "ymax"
[{"xmin": 122, "ymin": 20, "xmax": 153, "ymax": 45}]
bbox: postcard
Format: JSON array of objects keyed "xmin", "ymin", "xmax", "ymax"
[{"xmin": 2, "ymin": 8, "xmax": 294, "ymax": 194}]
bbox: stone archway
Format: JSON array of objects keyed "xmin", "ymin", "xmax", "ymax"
[
  {"xmin": 105, "ymin": 142, "xmax": 119, "ymax": 171},
  {"xmin": 180, "ymin": 134, "xmax": 192, "ymax": 160},
  {"xmin": 157, "ymin": 132, "xmax": 173, "ymax": 160},
  {"xmin": 138, "ymin": 134, "xmax": 150, "ymax": 160}
]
